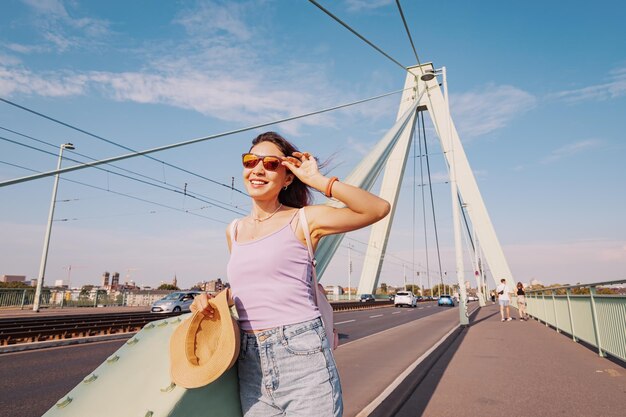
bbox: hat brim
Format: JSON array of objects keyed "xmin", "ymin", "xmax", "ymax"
[{"xmin": 170, "ymin": 289, "xmax": 240, "ymax": 389}]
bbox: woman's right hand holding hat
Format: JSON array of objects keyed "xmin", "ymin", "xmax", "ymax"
[{"xmin": 191, "ymin": 293, "xmax": 215, "ymax": 318}]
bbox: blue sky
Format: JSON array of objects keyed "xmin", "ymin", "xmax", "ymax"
[{"xmin": 1, "ymin": 0, "xmax": 625, "ymax": 290}]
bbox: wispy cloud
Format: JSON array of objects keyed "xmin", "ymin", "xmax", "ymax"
[
  {"xmin": 548, "ymin": 67, "xmax": 626, "ymax": 103},
  {"xmin": 0, "ymin": 64, "xmax": 88, "ymax": 97},
  {"xmin": 451, "ymin": 84, "xmax": 536, "ymax": 138},
  {"xmin": 345, "ymin": 0, "xmax": 393, "ymax": 12},
  {"xmin": 0, "ymin": 1, "xmax": 359, "ymax": 135},
  {"xmin": 19, "ymin": 0, "xmax": 111, "ymax": 52},
  {"xmin": 542, "ymin": 139, "xmax": 603, "ymax": 164}
]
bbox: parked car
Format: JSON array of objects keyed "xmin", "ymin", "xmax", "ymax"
[
  {"xmin": 394, "ymin": 291, "xmax": 417, "ymax": 308},
  {"xmin": 151, "ymin": 291, "xmax": 202, "ymax": 313},
  {"xmin": 438, "ymin": 294, "xmax": 455, "ymax": 307},
  {"xmin": 415, "ymin": 296, "xmax": 424, "ymax": 302},
  {"xmin": 359, "ymin": 294, "xmax": 376, "ymax": 303},
  {"xmin": 467, "ymin": 295, "xmax": 479, "ymax": 302},
  {"xmin": 388, "ymin": 294, "xmax": 395, "ymax": 303}
]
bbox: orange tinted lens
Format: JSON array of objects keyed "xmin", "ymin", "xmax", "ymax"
[
  {"xmin": 242, "ymin": 154, "xmax": 260, "ymax": 168},
  {"xmin": 262, "ymin": 157, "xmax": 281, "ymax": 171}
]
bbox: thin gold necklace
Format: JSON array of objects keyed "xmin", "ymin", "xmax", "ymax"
[{"xmin": 252, "ymin": 204, "xmax": 283, "ymax": 222}]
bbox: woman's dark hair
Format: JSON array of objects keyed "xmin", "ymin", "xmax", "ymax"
[
  {"xmin": 250, "ymin": 131, "xmax": 312, "ymax": 208},
  {"xmin": 517, "ymin": 282, "xmax": 523, "ymax": 288}
]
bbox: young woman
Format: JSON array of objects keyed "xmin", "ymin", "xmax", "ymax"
[
  {"xmin": 194, "ymin": 131, "xmax": 390, "ymax": 416},
  {"xmin": 516, "ymin": 282, "xmax": 528, "ymax": 321}
]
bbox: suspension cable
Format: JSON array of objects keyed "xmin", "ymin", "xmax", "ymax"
[
  {"xmin": 0, "ymin": 86, "xmax": 412, "ymax": 188},
  {"xmin": 0, "ymin": 160, "xmax": 227, "ymax": 224},
  {"xmin": 307, "ymin": 0, "xmax": 408, "ymax": 72},
  {"xmin": 395, "ymin": 1, "xmax": 422, "ymax": 67}
]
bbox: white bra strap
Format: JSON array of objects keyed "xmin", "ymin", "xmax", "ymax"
[{"xmin": 229, "ymin": 219, "xmax": 239, "ymax": 241}]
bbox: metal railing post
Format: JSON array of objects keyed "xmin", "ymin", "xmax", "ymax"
[
  {"xmin": 542, "ymin": 291, "xmax": 548, "ymax": 326},
  {"xmin": 588, "ymin": 286, "xmax": 604, "ymax": 357},
  {"xmin": 552, "ymin": 290, "xmax": 560, "ymax": 333},
  {"xmin": 20, "ymin": 289, "xmax": 27, "ymax": 310},
  {"xmin": 93, "ymin": 291, "xmax": 98, "ymax": 308},
  {"xmin": 566, "ymin": 288, "xmax": 577, "ymax": 342}
]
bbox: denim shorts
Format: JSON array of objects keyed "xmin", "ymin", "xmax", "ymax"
[
  {"xmin": 238, "ymin": 317, "xmax": 343, "ymax": 416},
  {"xmin": 499, "ymin": 299, "xmax": 510, "ymax": 306}
]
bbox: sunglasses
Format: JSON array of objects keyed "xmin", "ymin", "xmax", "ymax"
[{"xmin": 241, "ymin": 153, "xmax": 283, "ymax": 171}]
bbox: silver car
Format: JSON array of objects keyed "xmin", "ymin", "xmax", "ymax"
[{"xmin": 150, "ymin": 291, "xmax": 202, "ymax": 313}]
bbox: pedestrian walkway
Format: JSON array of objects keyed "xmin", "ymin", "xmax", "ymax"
[{"xmin": 386, "ymin": 304, "xmax": 625, "ymax": 417}]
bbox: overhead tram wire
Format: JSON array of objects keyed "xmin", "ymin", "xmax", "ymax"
[
  {"xmin": 0, "ymin": 97, "xmax": 248, "ymax": 197},
  {"xmin": 0, "ymin": 87, "xmax": 412, "ymax": 188},
  {"xmin": 0, "ymin": 160, "xmax": 227, "ymax": 224},
  {"xmin": 0, "ymin": 136, "xmax": 246, "ymax": 217},
  {"xmin": 0, "ymin": 126, "xmax": 247, "ymax": 215}
]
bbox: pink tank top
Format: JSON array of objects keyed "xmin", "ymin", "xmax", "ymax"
[{"xmin": 227, "ymin": 210, "xmax": 320, "ymax": 330}]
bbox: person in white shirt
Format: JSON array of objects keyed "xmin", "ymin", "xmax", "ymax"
[{"xmin": 496, "ymin": 278, "xmax": 512, "ymax": 321}]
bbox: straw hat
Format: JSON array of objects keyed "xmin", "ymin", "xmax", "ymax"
[{"xmin": 170, "ymin": 288, "xmax": 240, "ymax": 389}]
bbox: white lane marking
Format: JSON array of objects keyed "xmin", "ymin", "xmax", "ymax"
[
  {"xmin": 334, "ymin": 319, "xmax": 356, "ymax": 325},
  {"xmin": 426, "ymin": 305, "xmax": 432, "ymax": 308},
  {"xmin": 391, "ymin": 311, "xmax": 401, "ymax": 315},
  {"xmin": 369, "ymin": 314, "xmax": 383, "ymax": 318},
  {"xmin": 356, "ymin": 324, "xmax": 460, "ymax": 417},
  {"xmin": 418, "ymin": 307, "xmax": 424, "ymax": 310}
]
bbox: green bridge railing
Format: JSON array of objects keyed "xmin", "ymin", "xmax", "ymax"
[{"xmin": 524, "ymin": 279, "xmax": 626, "ymax": 362}]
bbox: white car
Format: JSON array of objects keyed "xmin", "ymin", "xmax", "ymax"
[
  {"xmin": 151, "ymin": 291, "xmax": 202, "ymax": 313},
  {"xmin": 394, "ymin": 291, "xmax": 417, "ymax": 308}
]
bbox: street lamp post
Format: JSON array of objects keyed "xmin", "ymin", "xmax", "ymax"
[
  {"xmin": 33, "ymin": 143, "xmax": 75, "ymax": 312},
  {"xmin": 441, "ymin": 66, "xmax": 469, "ymax": 325}
]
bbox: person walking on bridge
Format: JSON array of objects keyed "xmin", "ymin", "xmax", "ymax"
[
  {"xmin": 496, "ymin": 278, "xmax": 512, "ymax": 321},
  {"xmin": 516, "ymin": 282, "xmax": 528, "ymax": 321},
  {"xmin": 193, "ymin": 131, "xmax": 390, "ymax": 417}
]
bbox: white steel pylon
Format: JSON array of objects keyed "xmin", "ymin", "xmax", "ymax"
[{"xmin": 357, "ymin": 63, "xmax": 514, "ymax": 295}]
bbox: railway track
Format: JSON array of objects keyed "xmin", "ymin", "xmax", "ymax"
[{"xmin": 0, "ymin": 300, "xmax": 392, "ymax": 347}]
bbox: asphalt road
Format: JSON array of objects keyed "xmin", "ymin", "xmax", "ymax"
[{"xmin": 0, "ymin": 301, "xmax": 454, "ymax": 417}]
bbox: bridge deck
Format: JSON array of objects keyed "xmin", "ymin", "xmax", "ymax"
[{"xmin": 383, "ymin": 303, "xmax": 625, "ymax": 417}]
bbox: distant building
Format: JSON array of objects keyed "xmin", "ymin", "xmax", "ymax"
[
  {"xmin": 54, "ymin": 279, "xmax": 67, "ymax": 288},
  {"xmin": 1, "ymin": 275, "xmax": 26, "ymax": 283},
  {"xmin": 102, "ymin": 272, "xmax": 110, "ymax": 287},
  {"xmin": 125, "ymin": 290, "xmax": 172, "ymax": 307},
  {"xmin": 111, "ymin": 272, "xmax": 120, "ymax": 288},
  {"xmin": 530, "ymin": 278, "xmax": 543, "ymax": 287},
  {"xmin": 198, "ymin": 279, "xmax": 224, "ymax": 294}
]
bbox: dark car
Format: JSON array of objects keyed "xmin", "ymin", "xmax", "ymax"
[
  {"xmin": 388, "ymin": 294, "xmax": 395, "ymax": 302},
  {"xmin": 359, "ymin": 294, "xmax": 376, "ymax": 303},
  {"xmin": 437, "ymin": 294, "xmax": 455, "ymax": 307},
  {"xmin": 416, "ymin": 296, "xmax": 424, "ymax": 302}
]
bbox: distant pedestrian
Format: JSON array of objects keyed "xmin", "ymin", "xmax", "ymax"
[
  {"xmin": 496, "ymin": 278, "xmax": 512, "ymax": 321},
  {"xmin": 516, "ymin": 282, "xmax": 528, "ymax": 321},
  {"xmin": 490, "ymin": 290, "xmax": 496, "ymax": 304}
]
